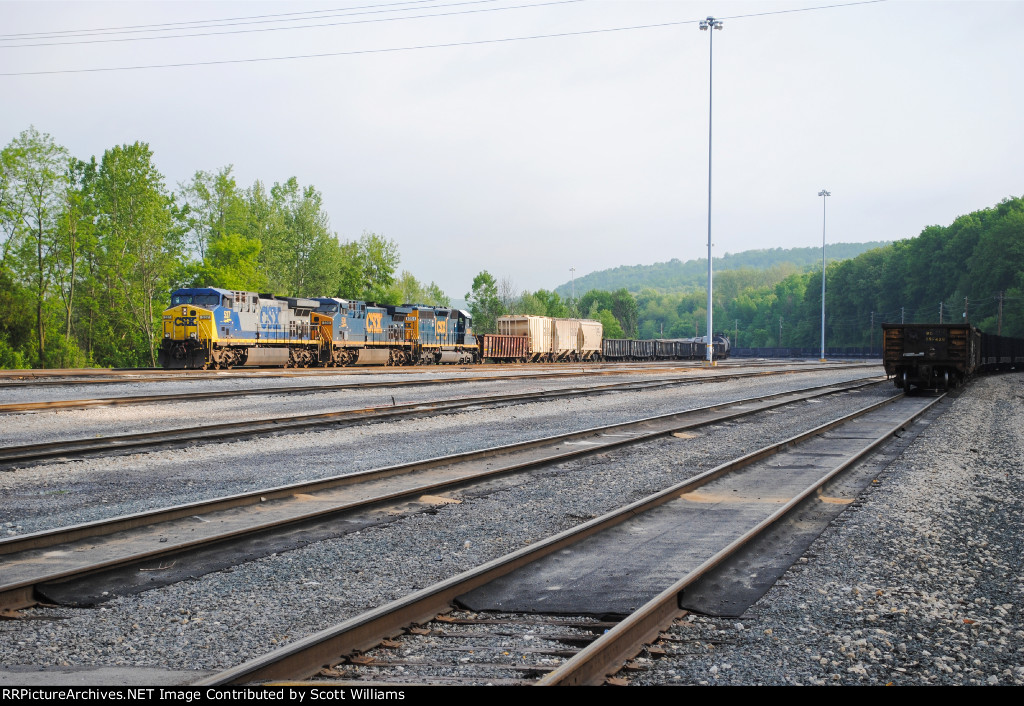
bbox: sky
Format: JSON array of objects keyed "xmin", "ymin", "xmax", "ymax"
[{"xmin": 2, "ymin": 0, "xmax": 1022, "ymax": 300}]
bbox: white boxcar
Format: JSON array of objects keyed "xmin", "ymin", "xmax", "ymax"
[{"xmin": 497, "ymin": 315, "xmax": 552, "ymax": 361}]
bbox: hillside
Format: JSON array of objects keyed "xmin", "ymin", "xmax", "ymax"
[{"xmin": 555, "ymin": 242, "xmax": 888, "ymax": 297}]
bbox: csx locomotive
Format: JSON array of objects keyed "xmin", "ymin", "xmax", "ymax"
[{"xmin": 158, "ymin": 287, "xmax": 478, "ymax": 369}]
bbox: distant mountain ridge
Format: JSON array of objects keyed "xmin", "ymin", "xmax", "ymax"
[{"xmin": 556, "ymin": 242, "xmax": 889, "ymax": 296}]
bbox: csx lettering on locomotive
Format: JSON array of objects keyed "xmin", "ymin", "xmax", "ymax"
[{"xmin": 366, "ymin": 312, "xmax": 383, "ymax": 334}]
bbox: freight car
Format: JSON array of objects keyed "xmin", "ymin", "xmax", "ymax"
[
  {"xmin": 882, "ymin": 323, "xmax": 1024, "ymax": 391},
  {"xmin": 486, "ymin": 315, "xmax": 603, "ymax": 362},
  {"xmin": 602, "ymin": 335, "xmax": 731, "ymax": 361},
  {"xmin": 158, "ymin": 287, "xmax": 479, "ymax": 369}
]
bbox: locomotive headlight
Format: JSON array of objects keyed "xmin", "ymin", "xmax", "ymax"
[
  {"xmin": 190, "ymin": 333, "xmax": 197, "ymax": 339},
  {"xmin": 165, "ymin": 333, "xmax": 170, "ymax": 338}
]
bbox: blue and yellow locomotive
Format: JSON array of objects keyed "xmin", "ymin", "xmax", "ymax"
[
  {"xmin": 158, "ymin": 287, "xmax": 479, "ymax": 369},
  {"xmin": 312, "ymin": 298, "xmax": 478, "ymax": 366}
]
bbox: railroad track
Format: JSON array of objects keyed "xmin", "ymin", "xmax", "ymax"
[
  {"xmin": 0, "ymin": 377, "xmax": 883, "ymax": 612},
  {"xmin": 0, "ymin": 362, "xmax": 878, "ymax": 415},
  {"xmin": 0, "ymin": 366, "xmax": 879, "ymax": 465},
  {"xmin": 195, "ymin": 390, "xmax": 945, "ymax": 686},
  {"xmin": 0, "ymin": 359, "xmax": 870, "ymax": 389}
]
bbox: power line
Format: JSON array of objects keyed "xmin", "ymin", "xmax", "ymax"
[
  {"xmin": 1, "ymin": 0, "xmax": 584, "ymax": 49},
  {"xmin": 0, "ymin": 0, "xmax": 455, "ymax": 39},
  {"xmin": 0, "ymin": 0, "xmax": 888, "ymax": 77}
]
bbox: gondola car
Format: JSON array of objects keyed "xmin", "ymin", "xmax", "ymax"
[{"xmin": 882, "ymin": 323, "xmax": 1024, "ymax": 391}]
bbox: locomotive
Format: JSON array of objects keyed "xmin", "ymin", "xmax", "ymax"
[{"xmin": 158, "ymin": 287, "xmax": 478, "ymax": 369}]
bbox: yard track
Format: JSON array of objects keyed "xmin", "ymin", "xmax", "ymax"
[
  {"xmin": 195, "ymin": 391, "xmax": 943, "ymax": 685},
  {"xmin": 0, "ymin": 376, "xmax": 883, "ymax": 613}
]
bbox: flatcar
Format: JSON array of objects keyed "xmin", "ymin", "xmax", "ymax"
[{"xmin": 882, "ymin": 323, "xmax": 1023, "ymax": 391}]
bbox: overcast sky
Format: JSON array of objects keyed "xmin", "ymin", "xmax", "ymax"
[{"xmin": 2, "ymin": 0, "xmax": 1022, "ymax": 299}]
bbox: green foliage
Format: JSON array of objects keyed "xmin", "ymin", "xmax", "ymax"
[
  {"xmin": 557, "ymin": 243, "xmax": 888, "ymax": 297},
  {"xmin": 0, "ymin": 127, "xmax": 442, "ymax": 369},
  {"xmin": 394, "ymin": 270, "xmax": 451, "ymax": 307},
  {"xmin": 356, "ymin": 233, "xmax": 400, "ymax": 303},
  {"xmin": 466, "ymin": 270, "xmax": 503, "ymax": 334},
  {"xmin": 191, "ymin": 233, "xmax": 266, "ymax": 291},
  {"xmin": 0, "ymin": 332, "xmax": 27, "ymax": 368},
  {"xmin": 592, "ymin": 308, "xmax": 624, "ymax": 339}
]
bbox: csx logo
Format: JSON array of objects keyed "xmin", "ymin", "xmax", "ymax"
[
  {"xmin": 436, "ymin": 320, "xmax": 447, "ymax": 337},
  {"xmin": 175, "ymin": 316, "xmax": 196, "ymax": 326},
  {"xmin": 366, "ymin": 312, "xmax": 383, "ymax": 334},
  {"xmin": 260, "ymin": 308, "xmax": 281, "ymax": 329}
]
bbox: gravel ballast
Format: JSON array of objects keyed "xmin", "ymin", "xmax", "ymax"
[
  {"xmin": 1, "ymin": 369, "xmax": 1018, "ymax": 686},
  {"xmin": 628, "ymin": 373, "xmax": 1024, "ymax": 686}
]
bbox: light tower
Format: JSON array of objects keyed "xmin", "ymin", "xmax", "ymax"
[
  {"xmin": 700, "ymin": 16, "xmax": 723, "ymax": 365},
  {"xmin": 818, "ymin": 189, "xmax": 830, "ymax": 361}
]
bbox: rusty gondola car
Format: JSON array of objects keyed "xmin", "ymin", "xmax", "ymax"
[{"xmin": 882, "ymin": 323, "xmax": 1023, "ymax": 391}]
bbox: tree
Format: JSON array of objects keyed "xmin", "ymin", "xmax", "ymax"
[
  {"xmin": 95, "ymin": 142, "xmax": 183, "ymax": 367},
  {"xmin": 0, "ymin": 127, "xmax": 70, "ymax": 364},
  {"xmin": 466, "ymin": 270, "xmax": 503, "ymax": 334},
  {"xmin": 358, "ymin": 232, "xmax": 400, "ymax": 302},
  {"xmin": 179, "ymin": 166, "xmax": 248, "ymax": 261},
  {"xmin": 611, "ymin": 288, "xmax": 638, "ymax": 337}
]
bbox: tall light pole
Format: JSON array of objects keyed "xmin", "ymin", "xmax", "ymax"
[
  {"xmin": 569, "ymin": 267, "xmax": 576, "ymax": 313},
  {"xmin": 700, "ymin": 16, "xmax": 722, "ymax": 366},
  {"xmin": 818, "ymin": 189, "xmax": 830, "ymax": 361}
]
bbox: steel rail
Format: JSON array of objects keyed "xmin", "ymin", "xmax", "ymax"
[
  {"xmin": 196, "ymin": 387, "xmax": 915, "ymax": 686},
  {"xmin": 0, "ymin": 359, "xmax": 873, "ymax": 388},
  {"xmin": 0, "ymin": 367, "xmax": 879, "ymax": 466},
  {"xmin": 0, "ymin": 362, "xmax": 876, "ymax": 415},
  {"xmin": 536, "ymin": 393, "xmax": 948, "ymax": 685},
  {"xmin": 0, "ymin": 378, "xmax": 883, "ymax": 612}
]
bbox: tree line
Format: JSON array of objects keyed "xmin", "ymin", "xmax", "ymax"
[
  {"xmin": 470, "ymin": 195, "xmax": 1023, "ymax": 348},
  {"xmin": 0, "ymin": 127, "xmax": 447, "ymax": 368},
  {"xmin": 601, "ymin": 196, "xmax": 1024, "ymax": 347}
]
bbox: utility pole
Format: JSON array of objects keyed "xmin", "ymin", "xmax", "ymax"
[
  {"xmin": 734, "ymin": 319, "xmax": 738, "ymax": 349},
  {"xmin": 778, "ymin": 316, "xmax": 783, "ymax": 348},
  {"xmin": 964, "ymin": 296, "xmax": 969, "ymax": 323},
  {"xmin": 901, "ymin": 307, "xmax": 905, "ymax": 324},
  {"xmin": 939, "ymin": 301, "xmax": 943, "ymax": 324},
  {"xmin": 869, "ymin": 311, "xmax": 874, "ymax": 355},
  {"xmin": 998, "ymin": 291, "xmax": 1004, "ymax": 335}
]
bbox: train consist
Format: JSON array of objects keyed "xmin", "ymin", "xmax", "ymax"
[
  {"xmin": 882, "ymin": 323, "xmax": 1024, "ymax": 391},
  {"xmin": 158, "ymin": 287, "xmax": 478, "ymax": 369},
  {"xmin": 157, "ymin": 287, "xmax": 731, "ymax": 369}
]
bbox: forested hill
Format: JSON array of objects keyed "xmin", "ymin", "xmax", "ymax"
[{"xmin": 555, "ymin": 242, "xmax": 888, "ymax": 297}]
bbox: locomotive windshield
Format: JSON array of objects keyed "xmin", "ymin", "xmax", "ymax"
[{"xmin": 171, "ymin": 293, "xmax": 222, "ymax": 307}]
